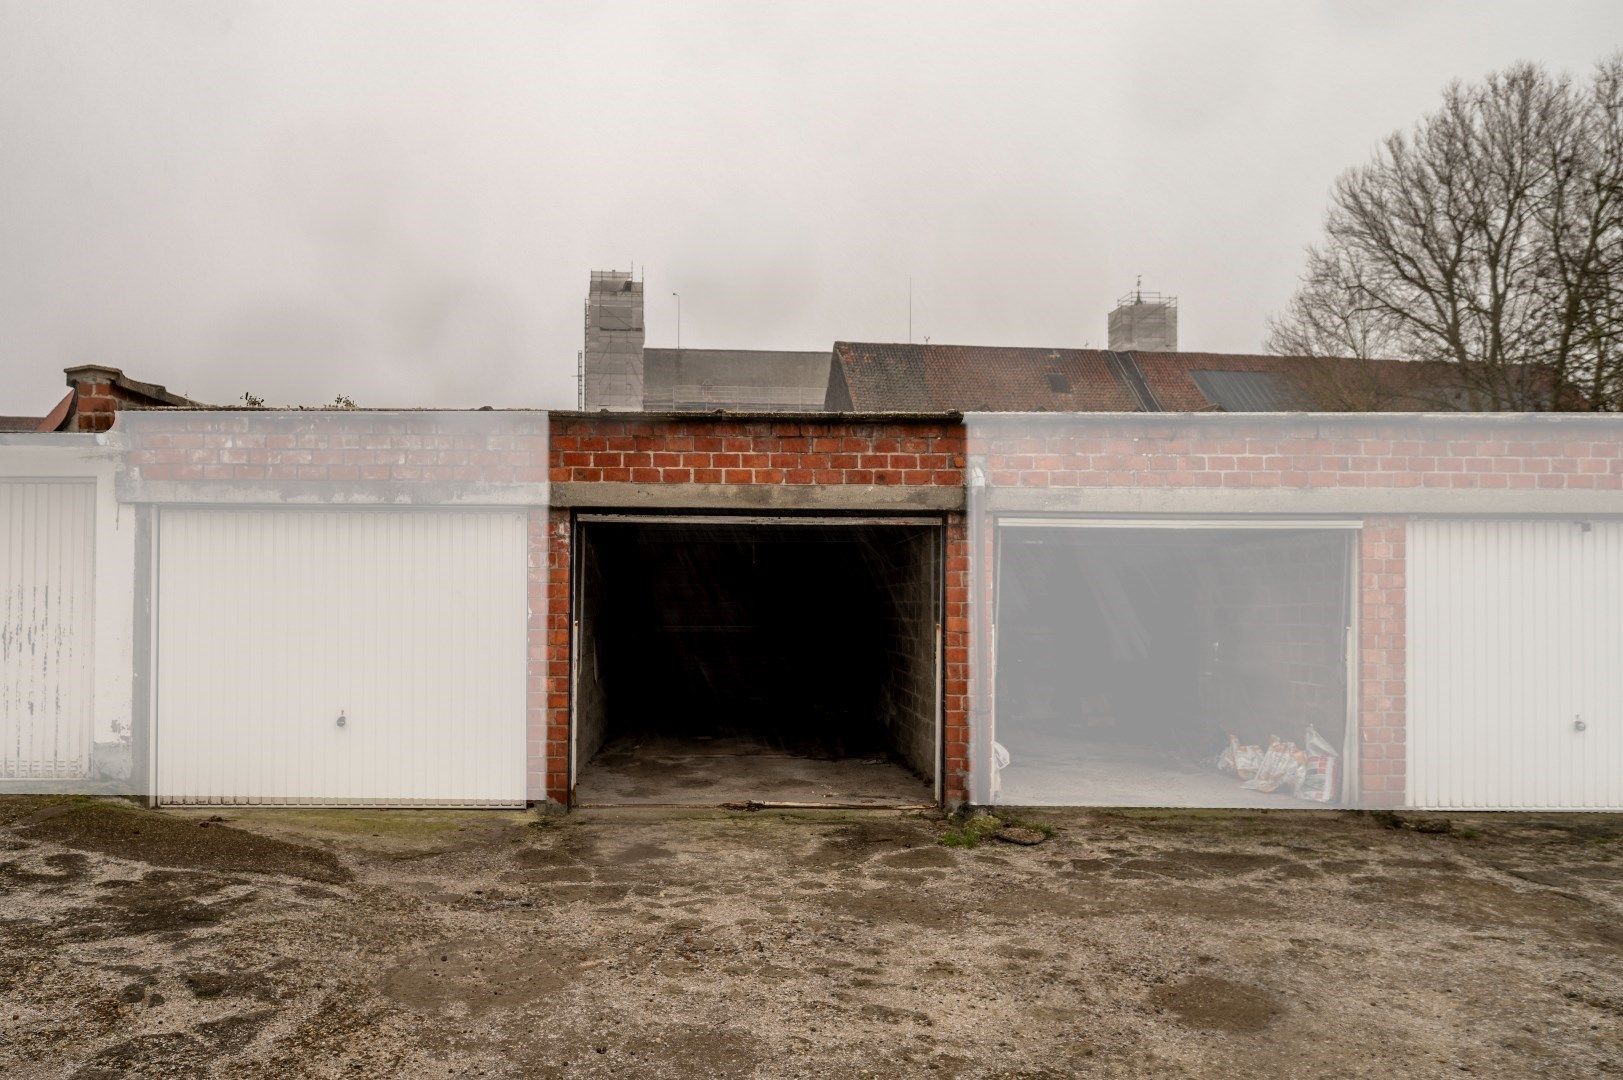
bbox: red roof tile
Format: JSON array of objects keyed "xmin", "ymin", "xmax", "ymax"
[
  {"xmin": 832, "ymin": 343, "xmax": 1139, "ymax": 412},
  {"xmin": 832, "ymin": 342, "xmax": 1480, "ymax": 413}
]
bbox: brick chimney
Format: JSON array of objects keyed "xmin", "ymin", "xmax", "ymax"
[{"xmin": 55, "ymin": 365, "xmax": 196, "ymax": 432}]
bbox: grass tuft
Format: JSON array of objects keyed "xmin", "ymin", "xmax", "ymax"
[{"xmin": 939, "ymin": 810, "xmax": 1056, "ymax": 848}]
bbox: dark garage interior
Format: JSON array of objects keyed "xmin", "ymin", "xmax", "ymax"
[
  {"xmin": 994, "ymin": 526, "xmax": 1355, "ymax": 807},
  {"xmin": 572, "ymin": 518, "xmax": 940, "ymax": 805}
]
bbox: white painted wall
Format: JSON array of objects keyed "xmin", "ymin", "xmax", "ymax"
[
  {"xmin": 154, "ymin": 507, "xmax": 528, "ymax": 806},
  {"xmin": 0, "ymin": 438, "xmax": 136, "ymax": 785},
  {"xmin": 1408, "ymin": 519, "xmax": 1623, "ymax": 810}
]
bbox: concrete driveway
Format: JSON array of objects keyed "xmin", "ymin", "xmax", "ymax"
[{"xmin": 0, "ymin": 797, "xmax": 1618, "ymax": 1078}]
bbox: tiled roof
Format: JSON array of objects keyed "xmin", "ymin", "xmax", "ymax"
[
  {"xmin": 831, "ymin": 343, "xmax": 1139, "ymax": 413},
  {"xmin": 1135, "ymin": 351, "xmax": 1475, "ymax": 412},
  {"xmin": 832, "ymin": 342, "xmax": 1478, "ymax": 413}
]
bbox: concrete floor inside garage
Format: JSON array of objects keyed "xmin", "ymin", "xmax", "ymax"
[{"xmin": 570, "ymin": 518, "xmax": 940, "ymax": 807}]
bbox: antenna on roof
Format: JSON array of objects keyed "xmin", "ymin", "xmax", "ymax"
[{"xmin": 908, "ymin": 277, "xmax": 913, "ymax": 344}]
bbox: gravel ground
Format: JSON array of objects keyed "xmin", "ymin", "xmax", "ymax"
[{"xmin": 0, "ymin": 796, "xmax": 1618, "ymax": 1078}]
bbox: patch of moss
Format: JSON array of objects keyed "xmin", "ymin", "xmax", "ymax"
[{"xmin": 938, "ymin": 810, "xmax": 1055, "ymax": 848}]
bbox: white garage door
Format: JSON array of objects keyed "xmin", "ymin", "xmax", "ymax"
[
  {"xmin": 1408, "ymin": 519, "xmax": 1623, "ymax": 810},
  {"xmin": 156, "ymin": 508, "xmax": 528, "ymax": 806},
  {"xmin": 1, "ymin": 481, "xmax": 95, "ymax": 779}
]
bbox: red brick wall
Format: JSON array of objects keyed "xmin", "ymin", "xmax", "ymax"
[
  {"xmin": 971, "ymin": 421, "xmax": 1623, "ymax": 492},
  {"xmin": 1205, "ymin": 531, "xmax": 1353, "ymax": 746},
  {"xmin": 1358, "ymin": 519, "xmax": 1407, "ymax": 806},
  {"xmin": 548, "ymin": 416, "xmax": 965, "ymax": 487},
  {"xmin": 541, "ymin": 508, "xmax": 571, "ymax": 802},
  {"xmin": 65, "ymin": 377, "xmax": 121, "ymax": 433}
]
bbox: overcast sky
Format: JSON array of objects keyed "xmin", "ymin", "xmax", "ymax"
[{"xmin": 3, "ymin": 1, "xmax": 1621, "ymax": 412}]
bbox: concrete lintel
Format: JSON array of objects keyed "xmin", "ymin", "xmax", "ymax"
[
  {"xmin": 117, "ymin": 478, "xmax": 550, "ymax": 508},
  {"xmin": 986, "ymin": 485, "xmax": 1623, "ymax": 517},
  {"xmin": 550, "ymin": 481, "xmax": 963, "ymax": 512}
]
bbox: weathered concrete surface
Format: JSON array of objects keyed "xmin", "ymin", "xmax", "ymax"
[
  {"xmin": 984, "ymin": 484, "xmax": 1623, "ymax": 516},
  {"xmin": 0, "ymin": 797, "xmax": 1618, "ymax": 1078},
  {"xmin": 573, "ymin": 736, "xmax": 934, "ymax": 807},
  {"xmin": 550, "ymin": 481, "xmax": 962, "ymax": 511}
]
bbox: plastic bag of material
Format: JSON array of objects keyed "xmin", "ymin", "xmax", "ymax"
[
  {"xmin": 1294, "ymin": 725, "xmax": 1339, "ymax": 802},
  {"xmin": 1217, "ymin": 734, "xmax": 1263, "ymax": 780},
  {"xmin": 1242, "ymin": 736, "xmax": 1306, "ymax": 793},
  {"xmin": 989, "ymin": 741, "xmax": 1011, "ymax": 797}
]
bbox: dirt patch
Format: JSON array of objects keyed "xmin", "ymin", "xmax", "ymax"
[
  {"xmin": 72, "ymin": 1032, "xmax": 208, "ymax": 1079},
  {"xmin": 1110, "ymin": 849, "xmax": 1295, "ymax": 881},
  {"xmin": 615, "ymin": 842, "xmax": 675, "ymax": 863},
  {"xmin": 13, "ymin": 798, "xmax": 349, "ymax": 883},
  {"xmin": 63, "ymin": 870, "xmax": 258, "ymax": 940},
  {"xmin": 796, "ymin": 817, "xmax": 942, "ymax": 869},
  {"xmin": 1349, "ymin": 872, "xmax": 1622, "ymax": 949},
  {"xmin": 1150, "ymin": 975, "xmax": 1283, "ymax": 1032},
  {"xmin": 0, "ymin": 849, "xmax": 90, "ymax": 885},
  {"xmin": 181, "ymin": 964, "xmax": 287, "ymax": 1002},
  {"xmin": 516, "ymin": 1024, "xmax": 765, "ymax": 1079},
  {"xmin": 817, "ymin": 884, "xmax": 962, "ymax": 928},
  {"xmin": 378, "ymin": 936, "xmax": 577, "ymax": 1016},
  {"xmin": 877, "ymin": 846, "xmax": 958, "ymax": 869}
]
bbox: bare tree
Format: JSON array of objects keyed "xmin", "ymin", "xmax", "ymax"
[{"xmin": 1270, "ymin": 56, "xmax": 1623, "ymax": 411}]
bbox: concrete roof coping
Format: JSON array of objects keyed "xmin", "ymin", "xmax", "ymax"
[
  {"xmin": 0, "ymin": 432, "xmax": 115, "ymax": 447},
  {"xmin": 115, "ymin": 404, "xmax": 550, "ymax": 415},
  {"xmin": 964, "ymin": 410, "xmax": 1623, "ymax": 428},
  {"xmin": 116, "ymin": 405, "xmax": 957, "ymax": 422},
  {"xmin": 550, "ymin": 408, "xmax": 964, "ymax": 422}
]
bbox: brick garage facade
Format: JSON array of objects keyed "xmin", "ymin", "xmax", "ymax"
[
  {"xmin": 116, "ymin": 409, "xmax": 969, "ymax": 806},
  {"xmin": 118, "ymin": 410, "xmax": 556, "ymax": 799},
  {"xmin": 967, "ymin": 414, "xmax": 1623, "ymax": 806},
  {"xmin": 547, "ymin": 414, "xmax": 970, "ymax": 804},
  {"xmin": 110, "ymin": 407, "xmax": 1621, "ymax": 809}
]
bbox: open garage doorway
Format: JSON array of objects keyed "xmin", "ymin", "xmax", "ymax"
[
  {"xmin": 571, "ymin": 516, "xmax": 941, "ymax": 807},
  {"xmin": 992, "ymin": 522, "xmax": 1357, "ymax": 807}
]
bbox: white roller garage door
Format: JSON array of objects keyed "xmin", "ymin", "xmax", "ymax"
[
  {"xmin": 1408, "ymin": 519, "xmax": 1623, "ymax": 810},
  {"xmin": 1, "ymin": 480, "xmax": 95, "ymax": 779},
  {"xmin": 155, "ymin": 508, "xmax": 528, "ymax": 806}
]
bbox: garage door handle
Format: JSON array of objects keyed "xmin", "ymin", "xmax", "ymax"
[
  {"xmin": 336, "ymin": 712, "xmax": 347, "ymax": 729},
  {"xmin": 1574, "ymin": 715, "xmax": 1586, "ymax": 732}
]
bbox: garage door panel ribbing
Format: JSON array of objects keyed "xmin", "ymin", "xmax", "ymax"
[
  {"xmin": 1, "ymin": 481, "xmax": 95, "ymax": 779},
  {"xmin": 1408, "ymin": 520, "xmax": 1623, "ymax": 810},
  {"xmin": 155, "ymin": 509, "xmax": 528, "ymax": 807}
]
